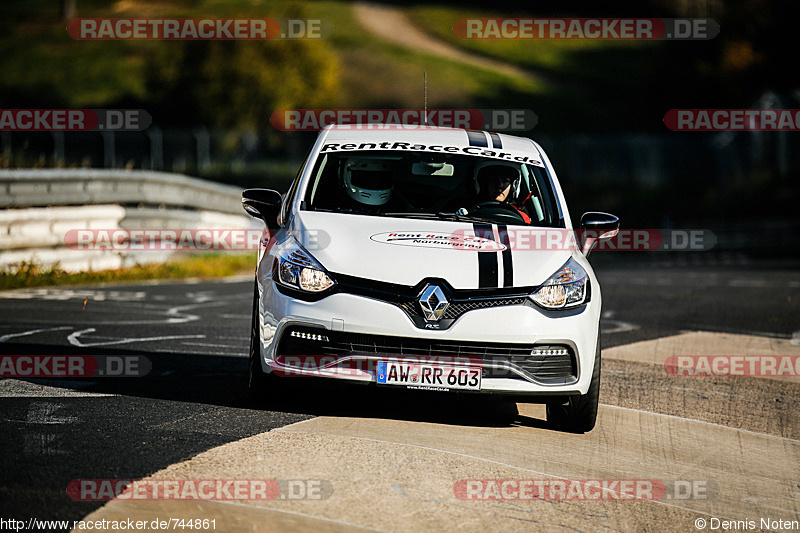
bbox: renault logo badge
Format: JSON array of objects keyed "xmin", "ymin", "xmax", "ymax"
[{"xmin": 419, "ymin": 285, "xmax": 449, "ymax": 321}]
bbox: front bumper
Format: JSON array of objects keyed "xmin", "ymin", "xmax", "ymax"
[{"xmin": 257, "ymin": 280, "xmax": 600, "ymax": 396}]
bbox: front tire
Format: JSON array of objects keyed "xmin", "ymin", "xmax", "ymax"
[
  {"xmin": 546, "ymin": 342, "xmax": 601, "ymax": 433},
  {"xmin": 247, "ymin": 280, "xmax": 279, "ymax": 401}
]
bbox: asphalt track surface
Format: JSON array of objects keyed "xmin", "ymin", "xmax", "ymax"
[{"xmin": 0, "ymin": 257, "xmax": 798, "ymax": 531}]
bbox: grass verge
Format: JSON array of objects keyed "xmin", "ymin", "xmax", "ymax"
[
  {"xmin": 0, "ymin": 252, "xmax": 256, "ymax": 291},
  {"xmin": 407, "ymin": 5, "xmax": 657, "ymax": 86}
]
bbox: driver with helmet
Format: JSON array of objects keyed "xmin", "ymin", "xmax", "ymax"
[
  {"xmin": 474, "ymin": 164, "xmax": 531, "ymax": 223},
  {"xmin": 341, "ymin": 162, "xmax": 396, "ymax": 213}
]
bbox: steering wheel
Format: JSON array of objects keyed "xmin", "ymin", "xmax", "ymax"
[
  {"xmin": 468, "ymin": 201, "xmax": 527, "ymax": 224},
  {"xmin": 388, "ymin": 188, "xmax": 415, "ymax": 211}
]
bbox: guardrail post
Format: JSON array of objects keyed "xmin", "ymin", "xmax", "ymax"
[
  {"xmin": 52, "ymin": 132, "xmax": 65, "ymax": 165},
  {"xmin": 102, "ymin": 131, "xmax": 115, "ymax": 168},
  {"xmin": 1, "ymin": 132, "xmax": 11, "ymax": 164},
  {"xmin": 148, "ymin": 126, "xmax": 163, "ymax": 170},
  {"xmin": 194, "ymin": 127, "xmax": 211, "ymax": 173}
]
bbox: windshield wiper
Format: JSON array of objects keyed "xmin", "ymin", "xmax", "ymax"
[
  {"xmin": 381, "ymin": 212, "xmax": 498, "ymax": 224},
  {"xmin": 311, "ymin": 210, "xmax": 499, "ymax": 225},
  {"xmin": 381, "ymin": 212, "xmax": 440, "ymax": 219},
  {"xmin": 435, "ymin": 212, "xmax": 499, "ymax": 224},
  {"xmin": 310, "ymin": 207, "xmax": 359, "ymax": 214}
]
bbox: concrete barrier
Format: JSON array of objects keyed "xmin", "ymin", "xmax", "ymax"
[
  {"xmin": 0, "ymin": 205, "xmax": 126, "ymax": 250},
  {"xmin": 0, "ymin": 170, "xmax": 261, "ymax": 272}
]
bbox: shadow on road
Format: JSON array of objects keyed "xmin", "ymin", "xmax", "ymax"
[{"xmin": 1, "ymin": 342, "xmax": 538, "ymax": 429}]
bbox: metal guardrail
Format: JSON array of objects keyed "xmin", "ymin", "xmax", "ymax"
[{"xmin": 0, "ymin": 169, "xmax": 244, "ymax": 214}]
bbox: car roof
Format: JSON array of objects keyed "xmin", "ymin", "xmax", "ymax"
[{"xmin": 320, "ymin": 124, "xmax": 539, "ymax": 157}]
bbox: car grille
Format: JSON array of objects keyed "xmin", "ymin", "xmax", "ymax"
[
  {"xmin": 277, "ymin": 327, "xmax": 576, "ymax": 384},
  {"xmin": 401, "ymin": 296, "xmax": 529, "ymax": 320},
  {"xmin": 333, "ymin": 273, "xmax": 535, "ymax": 323}
]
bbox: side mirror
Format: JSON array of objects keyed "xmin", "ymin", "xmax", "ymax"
[
  {"xmin": 580, "ymin": 212, "xmax": 620, "ymax": 255},
  {"xmin": 242, "ymin": 188, "xmax": 283, "ymax": 230}
]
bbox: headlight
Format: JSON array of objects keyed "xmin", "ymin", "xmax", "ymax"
[
  {"xmin": 530, "ymin": 258, "xmax": 588, "ymax": 309},
  {"xmin": 276, "ymin": 238, "xmax": 334, "ymax": 292}
]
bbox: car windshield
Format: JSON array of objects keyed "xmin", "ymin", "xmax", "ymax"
[{"xmin": 302, "ymin": 150, "xmax": 562, "ymax": 227}]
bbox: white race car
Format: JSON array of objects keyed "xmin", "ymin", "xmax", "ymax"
[{"xmin": 243, "ymin": 125, "xmax": 618, "ymax": 432}]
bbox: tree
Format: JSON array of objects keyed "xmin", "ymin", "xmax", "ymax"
[{"xmin": 144, "ymin": 12, "xmax": 340, "ymax": 130}]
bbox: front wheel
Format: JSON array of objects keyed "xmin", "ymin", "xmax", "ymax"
[{"xmin": 546, "ymin": 342, "xmax": 601, "ymax": 433}]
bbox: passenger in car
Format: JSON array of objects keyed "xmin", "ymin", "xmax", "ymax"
[{"xmin": 476, "ymin": 165, "xmax": 531, "ymax": 223}]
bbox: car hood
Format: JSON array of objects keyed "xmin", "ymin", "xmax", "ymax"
[{"xmin": 291, "ymin": 211, "xmax": 574, "ymax": 290}]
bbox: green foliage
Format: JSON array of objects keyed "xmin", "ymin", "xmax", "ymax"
[
  {"xmin": 145, "ymin": 5, "xmax": 340, "ymax": 128},
  {"xmin": 0, "ymin": 1, "xmax": 340, "ymax": 130}
]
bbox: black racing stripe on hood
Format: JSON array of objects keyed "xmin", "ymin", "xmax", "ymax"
[
  {"xmin": 473, "ymin": 223, "xmax": 498, "ymax": 288},
  {"xmin": 498, "ymin": 224, "xmax": 513, "ymax": 287}
]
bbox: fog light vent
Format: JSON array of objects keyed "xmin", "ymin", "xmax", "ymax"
[
  {"xmin": 530, "ymin": 346, "xmax": 570, "ymax": 356},
  {"xmin": 290, "ymin": 330, "xmax": 329, "ymax": 342}
]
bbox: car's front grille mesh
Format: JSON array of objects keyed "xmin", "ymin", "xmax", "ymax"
[
  {"xmin": 403, "ymin": 297, "xmax": 529, "ymax": 320},
  {"xmin": 493, "ymin": 354, "xmax": 575, "ymax": 382},
  {"xmin": 278, "ymin": 328, "xmax": 576, "ymax": 383}
]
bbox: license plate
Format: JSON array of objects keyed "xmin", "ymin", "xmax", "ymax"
[{"xmin": 376, "ymin": 361, "xmax": 481, "ymax": 391}]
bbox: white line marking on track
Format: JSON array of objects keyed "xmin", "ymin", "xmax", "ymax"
[
  {"xmin": 166, "ymin": 301, "xmax": 227, "ymax": 325},
  {"xmin": 180, "ymin": 350, "xmax": 246, "ymax": 356},
  {"xmin": 0, "ymin": 289, "xmax": 146, "ymax": 301},
  {"xmin": 601, "ymin": 320, "xmax": 639, "ymax": 334},
  {"xmin": 181, "ymin": 342, "xmax": 242, "ymax": 348},
  {"xmin": 0, "ymin": 326, "xmax": 72, "ymax": 342},
  {"xmin": 67, "ymin": 328, "xmax": 205, "ymax": 347}
]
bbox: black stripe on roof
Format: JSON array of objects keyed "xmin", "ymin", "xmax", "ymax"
[{"xmin": 466, "ymin": 130, "xmax": 488, "ymax": 148}]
